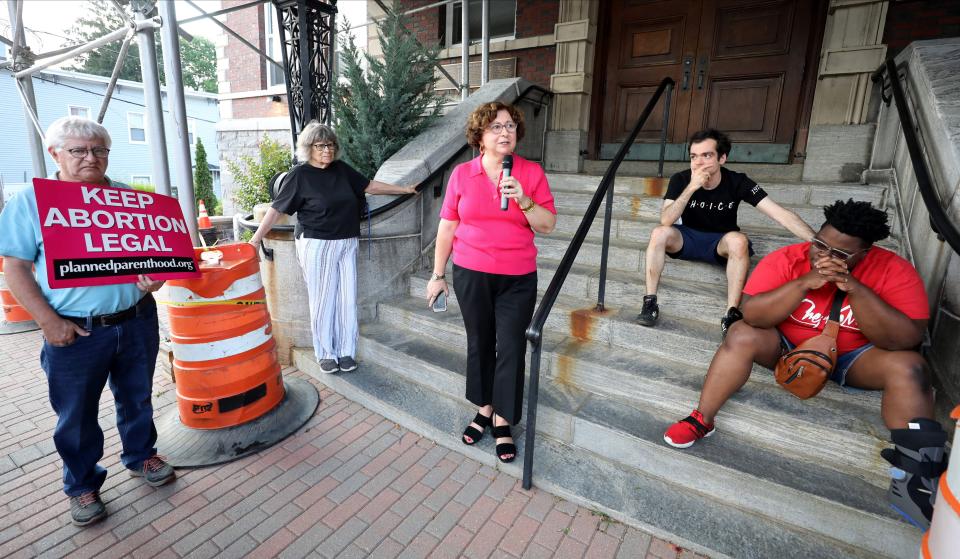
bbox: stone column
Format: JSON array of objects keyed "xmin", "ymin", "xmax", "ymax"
[{"xmin": 545, "ymin": 0, "xmax": 599, "ymax": 173}]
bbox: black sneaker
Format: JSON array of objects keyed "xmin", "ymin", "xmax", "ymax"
[
  {"xmin": 70, "ymin": 491, "xmax": 107, "ymax": 526},
  {"xmin": 720, "ymin": 307, "xmax": 743, "ymax": 338},
  {"xmin": 636, "ymin": 295, "xmax": 659, "ymax": 327},
  {"xmin": 318, "ymin": 359, "xmax": 339, "ymax": 374},
  {"xmin": 130, "ymin": 455, "xmax": 176, "ymax": 487},
  {"xmin": 338, "ymin": 356, "xmax": 358, "ymax": 372}
]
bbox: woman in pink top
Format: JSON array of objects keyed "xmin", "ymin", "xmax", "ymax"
[{"xmin": 425, "ymin": 102, "xmax": 557, "ymax": 463}]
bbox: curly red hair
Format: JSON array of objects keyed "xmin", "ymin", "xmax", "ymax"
[{"xmin": 464, "ymin": 102, "xmax": 526, "ymax": 149}]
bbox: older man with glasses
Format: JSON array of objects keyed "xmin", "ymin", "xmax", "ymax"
[
  {"xmin": 662, "ymin": 199, "xmax": 948, "ymax": 530},
  {"xmin": 0, "ymin": 116, "xmax": 173, "ymax": 527}
]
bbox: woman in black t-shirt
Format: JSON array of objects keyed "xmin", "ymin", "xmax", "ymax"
[{"xmin": 249, "ymin": 122, "xmax": 415, "ymax": 373}]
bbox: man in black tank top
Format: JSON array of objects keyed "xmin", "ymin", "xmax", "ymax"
[{"xmin": 636, "ymin": 129, "xmax": 815, "ymax": 337}]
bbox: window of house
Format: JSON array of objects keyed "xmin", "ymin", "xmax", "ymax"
[
  {"xmin": 128, "ymin": 112, "xmax": 146, "ymax": 143},
  {"xmin": 264, "ymin": 5, "xmax": 285, "ymax": 88},
  {"xmin": 188, "ymin": 119, "xmax": 197, "ymax": 146},
  {"xmin": 68, "ymin": 105, "xmax": 91, "ymax": 119},
  {"xmin": 443, "ymin": 0, "xmax": 516, "ymax": 48},
  {"xmin": 131, "ymin": 175, "xmax": 151, "ymax": 186}
]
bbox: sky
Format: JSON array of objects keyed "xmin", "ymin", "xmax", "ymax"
[{"xmin": 1, "ymin": 0, "xmax": 367, "ymax": 58}]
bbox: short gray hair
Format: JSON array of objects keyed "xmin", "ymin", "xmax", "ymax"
[
  {"xmin": 296, "ymin": 121, "xmax": 337, "ymax": 162},
  {"xmin": 45, "ymin": 117, "xmax": 112, "ymax": 151}
]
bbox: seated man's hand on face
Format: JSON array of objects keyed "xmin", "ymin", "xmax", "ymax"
[{"xmin": 809, "ymin": 254, "xmax": 862, "ymax": 293}]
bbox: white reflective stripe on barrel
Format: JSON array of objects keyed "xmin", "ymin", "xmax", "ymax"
[
  {"xmin": 166, "ymin": 270, "xmax": 263, "ymax": 304},
  {"xmin": 170, "ymin": 325, "xmax": 271, "ymax": 362}
]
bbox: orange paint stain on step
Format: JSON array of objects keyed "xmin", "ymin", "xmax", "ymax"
[
  {"xmin": 642, "ymin": 176, "xmax": 669, "ymax": 197},
  {"xmin": 569, "ymin": 306, "xmax": 614, "ymax": 341}
]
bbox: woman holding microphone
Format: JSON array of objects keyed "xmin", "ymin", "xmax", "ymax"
[{"xmin": 426, "ymin": 102, "xmax": 556, "ymax": 463}]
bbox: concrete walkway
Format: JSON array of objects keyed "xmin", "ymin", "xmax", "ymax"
[{"xmin": 0, "ymin": 327, "xmax": 706, "ymax": 559}]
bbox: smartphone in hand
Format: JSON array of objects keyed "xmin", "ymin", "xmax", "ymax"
[{"xmin": 431, "ymin": 291, "xmax": 447, "ymax": 312}]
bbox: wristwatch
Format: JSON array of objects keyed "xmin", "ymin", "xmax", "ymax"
[
  {"xmin": 520, "ymin": 197, "xmax": 536, "ymax": 213},
  {"xmin": 430, "ymin": 273, "xmax": 445, "ymax": 281}
]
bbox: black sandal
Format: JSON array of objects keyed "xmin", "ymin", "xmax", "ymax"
[
  {"xmin": 462, "ymin": 412, "xmax": 492, "ymax": 445},
  {"xmin": 493, "ymin": 425, "xmax": 516, "ymax": 463}
]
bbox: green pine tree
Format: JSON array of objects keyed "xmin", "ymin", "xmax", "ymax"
[
  {"xmin": 193, "ymin": 138, "xmax": 217, "ymax": 215},
  {"xmin": 332, "ymin": 13, "xmax": 445, "ymax": 178}
]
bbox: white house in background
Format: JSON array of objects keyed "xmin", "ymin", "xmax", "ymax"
[{"xmin": 0, "ymin": 58, "xmax": 220, "ymax": 202}]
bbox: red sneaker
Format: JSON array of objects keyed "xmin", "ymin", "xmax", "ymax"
[{"xmin": 664, "ymin": 409, "xmax": 715, "ymax": 448}]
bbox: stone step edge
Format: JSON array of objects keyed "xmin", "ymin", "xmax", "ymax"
[
  {"xmin": 358, "ymin": 328, "xmax": 887, "ymax": 489},
  {"xmin": 303, "ymin": 345, "xmax": 918, "ymax": 559},
  {"xmin": 290, "ymin": 348, "xmax": 721, "ymax": 559}
]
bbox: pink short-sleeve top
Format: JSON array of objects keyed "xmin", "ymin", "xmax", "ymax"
[{"xmin": 439, "ymin": 154, "xmax": 556, "ymax": 275}]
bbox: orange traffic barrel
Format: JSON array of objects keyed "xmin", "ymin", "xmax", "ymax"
[
  {"xmin": 165, "ymin": 243, "xmax": 284, "ymax": 429},
  {"xmin": 921, "ymin": 405, "xmax": 960, "ymax": 558},
  {"xmin": 0, "ymin": 258, "xmax": 40, "ymax": 335}
]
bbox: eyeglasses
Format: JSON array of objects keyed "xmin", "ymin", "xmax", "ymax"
[
  {"xmin": 486, "ymin": 122, "xmax": 518, "ymax": 134},
  {"xmin": 312, "ymin": 143, "xmax": 336, "ymax": 151},
  {"xmin": 64, "ymin": 147, "xmax": 110, "ymax": 159},
  {"xmin": 811, "ymin": 237, "xmax": 869, "ymax": 261}
]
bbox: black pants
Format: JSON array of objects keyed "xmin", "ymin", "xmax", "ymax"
[{"xmin": 453, "ymin": 264, "xmax": 537, "ymax": 425}]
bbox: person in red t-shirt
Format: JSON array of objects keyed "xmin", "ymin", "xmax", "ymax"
[{"xmin": 662, "ymin": 199, "xmax": 948, "ymax": 529}]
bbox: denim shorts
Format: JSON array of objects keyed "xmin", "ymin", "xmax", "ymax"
[
  {"xmin": 779, "ymin": 333, "xmax": 874, "ymax": 387},
  {"xmin": 666, "ymin": 224, "xmax": 755, "ymax": 265}
]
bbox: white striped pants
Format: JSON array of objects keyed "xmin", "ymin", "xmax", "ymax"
[{"xmin": 295, "ymin": 236, "xmax": 359, "ymax": 361}]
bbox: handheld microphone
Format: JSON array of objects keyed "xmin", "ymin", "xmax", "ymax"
[{"xmin": 500, "ymin": 155, "xmax": 513, "ymax": 211}]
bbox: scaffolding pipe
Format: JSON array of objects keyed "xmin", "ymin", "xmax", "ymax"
[
  {"xmin": 13, "ymin": 22, "xmax": 158, "ymax": 79},
  {"xmin": 97, "ymin": 30, "xmax": 136, "ymax": 124},
  {"xmin": 461, "ymin": 0, "xmax": 469, "ymax": 100},
  {"xmin": 158, "ymin": 0, "xmax": 199, "ymax": 244},
  {"xmin": 481, "ymin": 0, "xmax": 488, "ymax": 84},
  {"xmin": 7, "ymin": 0, "xmax": 47, "ymax": 179},
  {"xmin": 134, "ymin": 5, "xmax": 172, "ymax": 197},
  {"xmin": 178, "ymin": 0, "xmax": 266, "ymax": 24}
]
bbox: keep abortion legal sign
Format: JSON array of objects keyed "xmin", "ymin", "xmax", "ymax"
[{"xmin": 33, "ymin": 178, "xmax": 201, "ymax": 288}]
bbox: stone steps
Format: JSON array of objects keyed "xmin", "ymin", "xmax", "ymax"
[
  {"xmin": 407, "ymin": 272, "xmax": 883, "ymax": 411},
  {"xmin": 332, "ymin": 168, "xmax": 920, "ymax": 556},
  {"xmin": 294, "ymin": 324, "xmax": 919, "ymax": 559},
  {"xmin": 378, "ymin": 292, "xmax": 888, "ymax": 485}
]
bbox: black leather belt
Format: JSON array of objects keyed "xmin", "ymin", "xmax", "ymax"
[{"xmin": 63, "ymin": 293, "xmax": 155, "ymax": 329}]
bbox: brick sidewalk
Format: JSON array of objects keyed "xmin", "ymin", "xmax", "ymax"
[{"xmin": 0, "ymin": 328, "xmax": 705, "ymax": 559}]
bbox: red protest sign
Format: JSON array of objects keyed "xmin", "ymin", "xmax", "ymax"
[{"xmin": 33, "ymin": 178, "xmax": 201, "ymax": 288}]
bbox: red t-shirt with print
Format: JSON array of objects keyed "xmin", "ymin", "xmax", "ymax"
[{"xmin": 743, "ymin": 243, "xmax": 929, "ymax": 354}]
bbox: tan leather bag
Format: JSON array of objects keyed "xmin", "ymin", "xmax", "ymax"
[{"xmin": 774, "ymin": 291, "xmax": 845, "ymax": 399}]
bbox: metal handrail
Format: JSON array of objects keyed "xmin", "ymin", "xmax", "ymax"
[
  {"xmin": 871, "ymin": 58, "xmax": 960, "ymax": 255},
  {"xmin": 521, "ymin": 77, "xmax": 675, "ymax": 490}
]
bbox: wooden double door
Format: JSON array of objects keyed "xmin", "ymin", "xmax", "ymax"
[{"xmin": 596, "ymin": 0, "xmax": 817, "ymax": 162}]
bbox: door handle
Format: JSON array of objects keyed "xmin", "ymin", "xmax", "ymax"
[
  {"xmin": 681, "ymin": 56, "xmax": 693, "ymax": 91},
  {"xmin": 696, "ymin": 56, "xmax": 708, "ymax": 90}
]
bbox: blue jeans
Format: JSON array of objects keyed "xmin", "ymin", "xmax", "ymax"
[{"xmin": 40, "ymin": 299, "xmax": 160, "ymax": 496}]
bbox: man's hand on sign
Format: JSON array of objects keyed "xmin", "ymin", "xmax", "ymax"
[
  {"xmin": 136, "ymin": 275, "xmax": 164, "ymax": 293},
  {"xmin": 43, "ymin": 317, "xmax": 90, "ymax": 347}
]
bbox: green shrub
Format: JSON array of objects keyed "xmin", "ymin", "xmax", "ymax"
[
  {"xmin": 227, "ymin": 135, "xmax": 293, "ymax": 213},
  {"xmin": 130, "ymin": 182, "xmax": 155, "ymax": 192}
]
